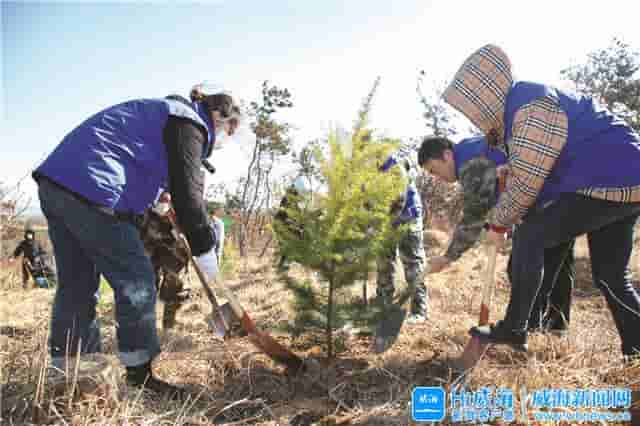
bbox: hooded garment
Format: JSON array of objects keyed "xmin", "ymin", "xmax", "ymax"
[{"xmin": 444, "ymin": 44, "xmax": 640, "ymax": 227}]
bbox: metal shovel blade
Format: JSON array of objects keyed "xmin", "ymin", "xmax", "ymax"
[
  {"xmin": 207, "ymin": 308, "xmax": 230, "ymax": 339},
  {"xmin": 207, "ymin": 302, "xmax": 241, "ymax": 339},
  {"xmin": 219, "ymin": 302, "xmax": 238, "ymax": 328},
  {"xmin": 458, "ymin": 336, "xmax": 489, "ymax": 371},
  {"xmin": 373, "ymin": 305, "xmax": 407, "ymax": 353}
]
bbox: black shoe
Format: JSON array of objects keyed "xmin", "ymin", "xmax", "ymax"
[
  {"xmin": 542, "ymin": 317, "xmax": 569, "ymax": 336},
  {"xmin": 547, "ymin": 325, "xmax": 569, "ymax": 337},
  {"xmin": 470, "ymin": 321, "xmax": 528, "ymax": 352},
  {"xmin": 406, "ymin": 313, "xmax": 427, "ymax": 324},
  {"xmin": 407, "ymin": 300, "xmax": 427, "ymax": 324},
  {"xmin": 375, "ymin": 293, "xmax": 394, "ymax": 309},
  {"xmin": 622, "ymin": 353, "xmax": 640, "ymax": 367},
  {"xmin": 277, "ymin": 263, "xmax": 290, "ymax": 273},
  {"xmin": 526, "ymin": 315, "xmax": 544, "ymax": 333},
  {"xmin": 126, "ymin": 362, "xmax": 187, "ymax": 400},
  {"xmin": 622, "ymin": 346, "xmax": 640, "ymax": 363},
  {"xmin": 276, "ymin": 256, "xmax": 291, "ymax": 272}
]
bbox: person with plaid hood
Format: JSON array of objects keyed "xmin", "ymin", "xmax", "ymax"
[
  {"xmin": 418, "ymin": 136, "xmax": 576, "ymax": 336},
  {"xmin": 442, "ymin": 44, "xmax": 640, "ymax": 356}
]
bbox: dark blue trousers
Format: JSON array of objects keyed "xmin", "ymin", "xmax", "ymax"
[
  {"xmin": 38, "ymin": 179, "xmax": 160, "ymax": 367},
  {"xmin": 506, "ymin": 194, "xmax": 640, "ymax": 356}
]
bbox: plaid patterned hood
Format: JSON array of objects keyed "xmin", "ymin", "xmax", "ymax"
[{"xmin": 443, "ymin": 44, "xmax": 513, "ymax": 145}]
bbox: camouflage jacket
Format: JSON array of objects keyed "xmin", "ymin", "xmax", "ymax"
[
  {"xmin": 445, "ymin": 157, "xmax": 499, "ymax": 261},
  {"xmin": 139, "ymin": 210, "xmax": 190, "ymax": 300}
]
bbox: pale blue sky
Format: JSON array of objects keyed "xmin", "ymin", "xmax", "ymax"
[{"xmin": 2, "ymin": 0, "xmax": 640, "ymax": 212}]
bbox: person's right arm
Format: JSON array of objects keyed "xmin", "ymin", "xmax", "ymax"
[{"xmin": 163, "ymin": 116, "xmax": 215, "ymax": 257}]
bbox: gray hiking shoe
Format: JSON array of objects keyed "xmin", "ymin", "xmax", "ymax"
[
  {"xmin": 406, "ymin": 313, "xmax": 427, "ymax": 324},
  {"xmin": 408, "ymin": 291, "xmax": 428, "ymax": 324}
]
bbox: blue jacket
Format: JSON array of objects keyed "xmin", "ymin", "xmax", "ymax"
[
  {"xmin": 504, "ymin": 81, "xmax": 640, "ymax": 207},
  {"xmin": 35, "ymin": 98, "xmax": 215, "ymax": 215},
  {"xmin": 380, "ymin": 150, "xmax": 423, "ymax": 224}
]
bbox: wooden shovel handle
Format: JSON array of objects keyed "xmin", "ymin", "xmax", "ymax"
[
  {"xmin": 165, "ymin": 208, "xmax": 246, "ymax": 320},
  {"xmin": 165, "ymin": 208, "xmax": 303, "ymax": 369},
  {"xmin": 164, "ymin": 209, "xmax": 223, "ymax": 312},
  {"xmin": 479, "ymin": 243, "xmax": 498, "ymax": 326}
]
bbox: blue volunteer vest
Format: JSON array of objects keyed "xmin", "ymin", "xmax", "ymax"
[
  {"xmin": 453, "ymin": 136, "xmax": 508, "ymax": 200},
  {"xmin": 504, "ymin": 81, "xmax": 640, "ymax": 206},
  {"xmin": 35, "ymin": 98, "xmax": 215, "ymax": 215},
  {"xmin": 380, "ymin": 151, "xmax": 423, "ymax": 221}
]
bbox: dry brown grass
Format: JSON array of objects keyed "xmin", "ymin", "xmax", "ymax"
[{"xmin": 2, "ymin": 230, "xmax": 640, "ymax": 425}]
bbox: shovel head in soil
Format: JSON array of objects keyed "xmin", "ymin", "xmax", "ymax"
[
  {"xmin": 163, "ymin": 208, "xmax": 235, "ymax": 340},
  {"xmin": 459, "ymin": 326, "xmax": 490, "ymax": 370},
  {"xmin": 373, "ymin": 305, "xmax": 407, "ymax": 354},
  {"xmin": 238, "ymin": 309, "xmax": 305, "ymax": 372},
  {"xmin": 215, "ymin": 282, "xmax": 305, "ymax": 372},
  {"xmin": 207, "ymin": 306, "xmax": 231, "ymax": 339},
  {"xmin": 206, "ymin": 302, "xmax": 243, "ymax": 338},
  {"xmin": 458, "ymin": 243, "xmax": 497, "ymax": 371},
  {"xmin": 165, "ymin": 204, "xmax": 304, "ymax": 372}
]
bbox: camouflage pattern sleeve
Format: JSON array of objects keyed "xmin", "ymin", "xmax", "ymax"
[{"xmin": 445, "ymin": 157, "xmax": 498, "ymax": 261}]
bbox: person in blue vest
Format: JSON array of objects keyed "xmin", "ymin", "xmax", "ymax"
[
  {"xmin": 441, "ymin": 44, "xmax": 640, "ymax": 357},
  {"xmin": 418, "ymin": 136, "xmax": 576, "ymax": 339},
  {"xmin": 376, "ymin": 148, "xmax": 427, "ymax": 323},
  {"xmin": 32, "ymin": 82, "xmax": 243, "ymax": 398}
]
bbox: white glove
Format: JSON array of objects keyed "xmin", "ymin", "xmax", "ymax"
[
  {"xmin": 152, "ymin": 201, "xmax": 171, "ymax": 216},
  {"xmin": 152, "ymin": 191, "xmax": 172, "ymax": 216},
  {"xmin": 195, "ymin": 249, "xmax": 219, "ymax": 282}
]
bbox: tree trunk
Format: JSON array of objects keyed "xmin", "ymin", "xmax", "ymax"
[
  {"xmin": 259, "ymin": 233, "xmax": 273, "ymax": 258},
  {"xmin": 239, "ymin": 140, "xmax": 261, "ymax": 257},
  {"xmin": 362, "ymin": 278, "xmax": 368, "ymax": 306},
  {"xmin": 327, "ymin": 276, "xmax": 335, "ymax": 359}
]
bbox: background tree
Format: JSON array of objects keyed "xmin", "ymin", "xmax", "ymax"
[
  {"xmin": 417, "ymin": 72, "xmax": 458, "ymax": 138},
  {"xmin": 561, "ymin": 38, "xmax": 640, "ymax": 132},
  {"xmin": 292, "ymin": 139, "xmax": 325, "ymax": 194},
  {"xmin": 0, "ymin": 179, "xmax": 32, "ymax": 259},
  {"xmin": 231, "ymin": 81, "xmax": 294, "ymax": 257},
  {"xmin": 415, "ymin": 73, "xmax": 463, "ymax": 229}
]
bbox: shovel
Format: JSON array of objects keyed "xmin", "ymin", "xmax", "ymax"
[
  {"xmin": 459, "ymin": 242, "xmax": 498, "ymax": 370},
  {"xmin": 177, "ymin": 229, "xmax": 236, "ymax": 339},
  {"xmin": 158, "ymin": 207, "xmax": 236, "ymax": 339},
  {"xmin": 187, "ymin": 244, "xmax": 237, "ymax": 339},
  {"xmin": 212, "ymin": 271, "xmax": 305, "ymax": 371},
  {"xmin": 372, "ymin": 287, "xmax": 413, "ymax": 354},
  {"xmin": 372, "ymin": 303, "xmax": 407, "ymax": 353},
  {"xmin": 167, "ymin": 209, "xmax": 304, "ymax": 372}
]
